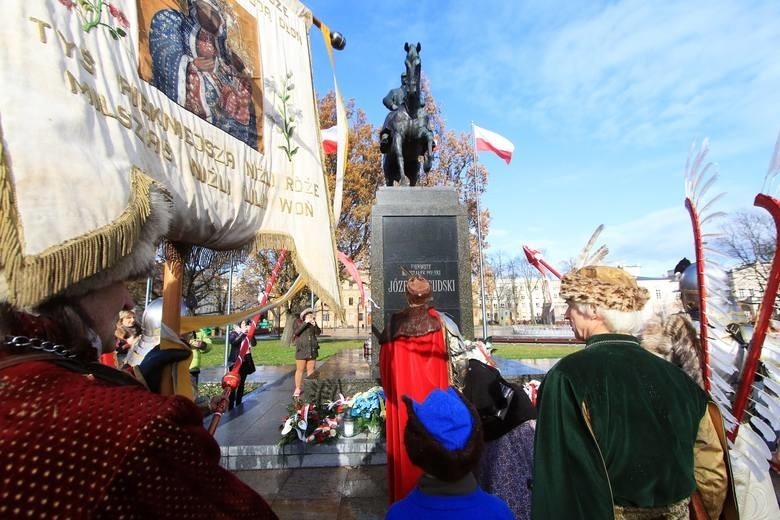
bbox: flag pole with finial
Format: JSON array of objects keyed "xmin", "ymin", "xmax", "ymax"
[{"xmin": 472, "ymin": 122, "xmax": 489, "ymax": 340}]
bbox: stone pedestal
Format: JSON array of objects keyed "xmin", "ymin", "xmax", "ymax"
[{"xmin": 369, "ymin": 187, "xmax": 474, "ymax": 377}]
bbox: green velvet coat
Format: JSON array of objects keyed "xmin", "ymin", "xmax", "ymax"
[{"xmin": 531, "ymin": 334, "xmax": 708, "ymax": 519}]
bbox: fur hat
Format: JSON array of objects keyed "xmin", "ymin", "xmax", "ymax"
[
  {"xmin": 402, "ymin": 387, "xmax": 483, "ymax": 482},
  {"xmin": 300, "ymin": 307, "xmax": 315, "ymax": 320},
  {"xmin": 560, "ymin": 266, "xmax": 649, "ymax": 312},
  {"xmin": 405, "ymin": 276, "xmax": 431, "ymax": 305}
]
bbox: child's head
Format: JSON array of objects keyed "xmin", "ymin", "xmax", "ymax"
[{"xmin": 402, "ymin": 387, "xmax": 483, "ymax": 482}]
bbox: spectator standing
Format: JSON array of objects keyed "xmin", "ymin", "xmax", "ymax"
[
  {"xmin": 114, "ymin": 309, "xmax": 142, "ymax": 366},
  {"xmin": 463, "ymin": 359, "xmax": 536, "ymax": 520},
  {"xmin": 293, "ymin": 307, "xmax": 320, "ymax": 398},
  {"xmin": 188, "ymin": 326, "xmax": 213, "ymax": 394}
]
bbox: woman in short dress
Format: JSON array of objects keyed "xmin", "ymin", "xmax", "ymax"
[{"xmin": 293, "ymin": 307, "xmax": 320, "ymax": 398}]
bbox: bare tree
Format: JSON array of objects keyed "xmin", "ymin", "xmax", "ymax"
[
  {"xmin": 487, "ymin": 252, "xmax": 514, "ymax": 324},
  {"xmin": 181, "ymin": 247, "xmax": 233, "ymax": 315},
  {"xmin": 505, "ymin": 256, "xmax": 522, "ymax": 324},
  {"xmin": 718, "ymin": 209, "xmax": 776, "ymax": 292},
  {"xmin": 517, "ymin": 256, "xmax": 546, "ymax": 324}
]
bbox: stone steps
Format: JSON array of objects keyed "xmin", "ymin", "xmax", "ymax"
[
  {"xmin": 221, "ymin": 434, "xmax": 386, "ymax": 470},
  {"xmin": 213, "ymin": 349, "xmax": 548, "ymax": 470}
]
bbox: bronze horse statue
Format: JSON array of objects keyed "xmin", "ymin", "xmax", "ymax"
[{"xmin": 380, "ymin": 42, "xmax": 435, "ymax": 186}]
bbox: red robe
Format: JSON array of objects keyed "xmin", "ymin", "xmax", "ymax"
[
  {"xmin": 379, "ymin": 305, "xmax": 449, "ymax": 503},
  {"xmin": 0, "ymin": 352, "xmax": 277, "ymax": 519}
]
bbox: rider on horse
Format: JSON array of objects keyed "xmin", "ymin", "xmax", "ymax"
[
  {"xmin": 380, "ymin": 42, "xmax": 435, "ymax": 187},
  {"xmin": 380, "ymin": 74, "xmax": 408, "ymax": 153}
]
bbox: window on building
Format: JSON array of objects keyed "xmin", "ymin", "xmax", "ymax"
[
  {"xmin": 358, "ymin": 313, "xmax": 364, "ymax": 321},
  {"xmin": 323, "ymin": 312, "xmax": 330, "ymax": 321},
  {"xmin": 656, "ymin": 289, "xmax": 662, "ymax": 299},
  {"xmin": 348, "ymin": 297, "xmax": 354, "ymax": 306}
]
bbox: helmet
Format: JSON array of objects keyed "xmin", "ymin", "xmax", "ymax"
[
  {"xmin": 125, "ymin": 298, "xmax": 191, "ymax": 366},
  {"xmin": 679, "ymin": 263, "xmax": 700, "ymax": 312},
  {"xmin": 141, "ymin": 298, "xmax": 191, "ymax": 340}
]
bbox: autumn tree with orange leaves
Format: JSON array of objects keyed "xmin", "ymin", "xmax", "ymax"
[{"xmin": 318, "ymin": 92, "xmax": 384, "ymax": 266}]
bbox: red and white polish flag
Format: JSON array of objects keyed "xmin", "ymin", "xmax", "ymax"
[
  {"xmin": 474, "ymin": 124, "xmax": 514, "ymax": 165},
  {"xmin": 321, "ymin": 125, "xmax": 339, "ymax": 155}
]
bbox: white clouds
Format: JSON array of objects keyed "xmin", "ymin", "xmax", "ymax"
[
  {"xmin": 428, "ymin": 0, "xmax": 780, "ymax": 151},
  {"xmin": 306, "ymin": 0, "xmax": 780, "ymax": 278},
  {"xmin": 504, "ymin": 207, "xmax": 696, "ymax": 277},
  {"xmin": 524, "ymin": 0, "xmax": 780, "ymax": 146}
]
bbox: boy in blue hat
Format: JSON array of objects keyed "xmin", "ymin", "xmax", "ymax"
[{"xmin": 386, "ymin": 387, "xmax": 513, "ymax": 519}]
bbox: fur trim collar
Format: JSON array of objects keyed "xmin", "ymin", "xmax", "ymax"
[
  {"xmin": 381, "ymin": 305, "xmax": 441, "ymax": 341},
  {"xmin": 55, "ymin": 188, "xmax": 172, "ymax": 304}
]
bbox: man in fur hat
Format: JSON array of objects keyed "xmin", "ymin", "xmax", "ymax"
[
  {"xmin": 380, "ymin": 275, "xmax": 450, "ymax": 502},
  {"xmin": 531, "ymin": 265, "xmax": 728, "ymax": 519},
  {"xmin": 386, "ymin": 387, "xmax": 514, "ymax": 519}
]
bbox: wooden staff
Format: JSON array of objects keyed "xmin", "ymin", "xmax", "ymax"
[{"xmin": 160, "ymin": 241, "xmax": 192, "ymax": 397}]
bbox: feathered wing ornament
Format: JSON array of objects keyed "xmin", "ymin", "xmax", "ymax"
[
  {"xmin": 522, "ymin": 225, "xmax": 608, "ymax": 284},
  {"xmin": 663, "ymin": 139, "xmax": 780, "ymax": 520},
  {"xmin": 730, "ymin": 132, "xmax": 780, "ymax": 451},
  {"xmin": 684, "ymin": 139, "xmax": 730, "ymax": 397}
]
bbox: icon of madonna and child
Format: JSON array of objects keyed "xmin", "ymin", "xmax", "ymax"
[{"xmin": 142, "ymin": 0, "xmax": 262, "ymax": 150}]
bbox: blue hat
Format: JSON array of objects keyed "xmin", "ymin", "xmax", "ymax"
[{"xmin": 411, "ymin": 387, "xmax": 472, "ymax": 451}]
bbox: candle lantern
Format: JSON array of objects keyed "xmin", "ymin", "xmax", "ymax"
[{"xmin": 342, "ymin": 414, "xmax": 355, "ymax": 438}]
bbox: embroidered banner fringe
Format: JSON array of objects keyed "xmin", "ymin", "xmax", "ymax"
[{"xmin": 1, "ymin": 138, "xmax": 155, "ymax": 308}]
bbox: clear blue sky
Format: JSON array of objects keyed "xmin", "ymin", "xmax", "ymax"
[{"xmin": 305, "ymin": 0, "xmax": 780, "ymax": 277}]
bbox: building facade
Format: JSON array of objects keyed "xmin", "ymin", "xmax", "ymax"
[
  {"xmin": 297, "ymin": 263, "xmax": 773, "ymax": 333},
  {"xmin": 316, "ymin": 269, "xmax": 371, "ymax": 331}
]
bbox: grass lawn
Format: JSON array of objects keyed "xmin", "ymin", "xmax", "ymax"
[
  {"xmin": 200, "ymin": 338, "xmax": 579, "ymax": 367},
  {"xmin": 200, "ymin": 338, "xmax": 362, "ymax": 368},
  {"xmin": 489, "ymin": 343, "xmax": 583, "ymax": 360},
  {"xmin": 198, "ymin": 381, "xmax": 264, "ymax": 399}
]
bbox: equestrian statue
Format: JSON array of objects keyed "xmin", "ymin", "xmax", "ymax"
[{"xmin": 379, "ymin": 42, "xmax": 435, "ymax": 187}]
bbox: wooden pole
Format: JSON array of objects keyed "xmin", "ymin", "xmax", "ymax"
[{"xmin": 159, "ymin": 241, "xmax": 192, "ymax": 397}]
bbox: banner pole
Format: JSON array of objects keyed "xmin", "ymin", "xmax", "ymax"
[
  {"xmin": 223, "ymin": 253, "xmax": 234, "ymax": 372},
  {"xmin": 209, "ymin": 249, "xmax": 288, "ymax": 435}
]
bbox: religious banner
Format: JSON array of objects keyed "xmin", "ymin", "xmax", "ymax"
[{"xmin": 0, "ymin": 0, "xmax": 341, "ymax": 311}]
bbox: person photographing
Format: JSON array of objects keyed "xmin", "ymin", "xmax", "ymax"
[{"xmin": 293, "ymin": 308, "xmax": 320, "ymax": 398}]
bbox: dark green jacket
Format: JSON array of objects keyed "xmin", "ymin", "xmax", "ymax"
[{"xmin": 531, "ymin": 334, "xmax": 708, "ymax": 519}]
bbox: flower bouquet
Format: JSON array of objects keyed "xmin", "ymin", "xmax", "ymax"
[
  {"xmin": 348, "ymin": 386, "xmax": 386, "ymax": 436},
  {"xmin": 278, "ymin": 388, "xmax": 387, "ymax": 444},
  {"xmin": 279, "ymin": 402, "xmax": 338, "ymax": 446}
]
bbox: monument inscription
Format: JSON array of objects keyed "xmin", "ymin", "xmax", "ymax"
[{"xmin": 382, "ymin": 216, "xmax": 461, "ymax": 326}]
